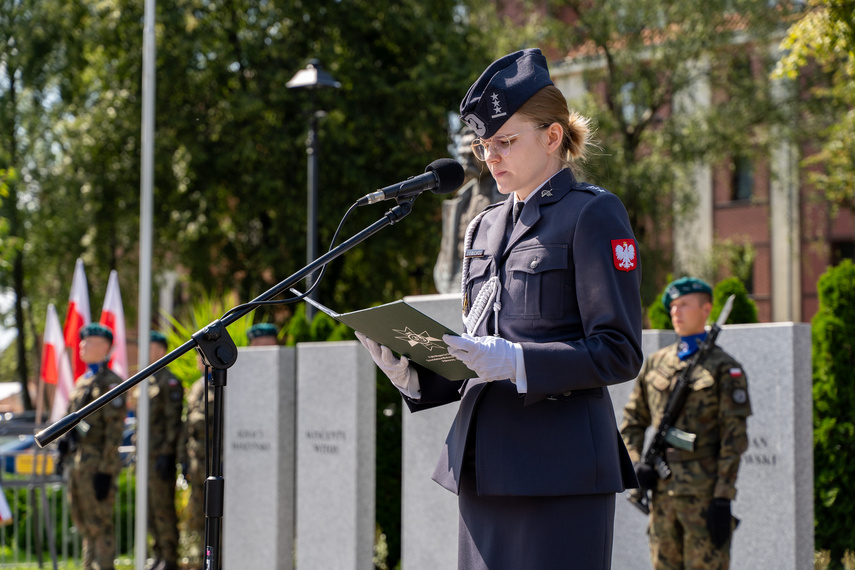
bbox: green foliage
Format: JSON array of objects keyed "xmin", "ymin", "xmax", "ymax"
[
  {"xmin": 2, "ymin": 0, "xmax": 490, "ymax": 414},
  {"xmin": 711, "ymin": 277, "xmax": 758, "ymax": 324},
  {"xmin": 0, "ymin": 469, "xmax": 136, "ymax": 556},
  {"xmin": 283, "ymin": 304, "xmax": 312, "ymax": 347},
  {"xmin": 646, "ymin": 293, "xmax": 673, "ymax": 330},
  {"xmin": 534, "ymin": 0, "xmax": 797, "ymax": 304},
  {"xmin": 775, "ymin": 0, "xmax": 855, "ymax": 214},
  {"xmin": 812, "ymin": 259, "xmax": 855, "ymax": 562}
]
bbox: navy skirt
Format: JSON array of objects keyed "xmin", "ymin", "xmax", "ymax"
[{"xmin": 457, "ymin": 471, "xmax": 616, "ymax": 570}]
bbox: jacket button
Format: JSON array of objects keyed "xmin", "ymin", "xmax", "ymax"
[{"xmin": 530, "ymin": 259, "xmax": 539, "ymax": 269}]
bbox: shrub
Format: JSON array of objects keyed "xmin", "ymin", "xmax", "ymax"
[
  {"xmin": 812, "ymin": 259, "xmax": 855, "ymax": 563},
  {"xmin": 711, "ymin": 277, "xmax": 758, "ymax": 324}
]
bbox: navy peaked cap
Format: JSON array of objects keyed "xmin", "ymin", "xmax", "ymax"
[{"xmin": 459, "ymin": 48, "xmax": 554, "ymax": 139}]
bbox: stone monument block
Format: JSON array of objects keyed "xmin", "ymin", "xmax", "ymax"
[
  {"xmin": 224, "ymin": 346, "xmax": 296, "ymax": 570},
  {"xmin": 401, "ymin": 294, "xmax": 463, "ymax": 570},
  {"xmin": 296, "ymin": 341, "xmax": 376, "ymax": 570}
]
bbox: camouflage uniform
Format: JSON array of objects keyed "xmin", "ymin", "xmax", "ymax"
[
  {"xmin": 620, "ymin": 342, "xmax": 752, "ymax": 570},
  {"xmin": 181, "ymin": 375, "xmax": 215, "ymax": 561},
  {"xmin": 67, "ymin": 363, "xmax": 126, "ymax": 570},
  {"xmin": 146, "ymin": 367, "xmax": 185, "ymax": 569}
]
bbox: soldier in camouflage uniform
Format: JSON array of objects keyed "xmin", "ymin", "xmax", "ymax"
[
  {"xmin": 620, "ymin": 277, "xmax": 752, "ymax": 570},
  {"xmin": 144, "ymin": 331, "xmax": 184, "ymax": 570},
  {"xmin": 66, "ymin": 323, "xmax": 126, "ymax": 570}
]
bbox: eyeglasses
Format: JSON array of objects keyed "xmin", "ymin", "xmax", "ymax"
[{"xmin": 470, "ymin": 123, "xmax": 549, "ymax": 161}]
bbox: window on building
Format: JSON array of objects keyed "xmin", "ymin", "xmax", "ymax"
[
  {"xmin": 744, "ymin": 263, "xmax": 755, "ymax": 295},
  {"xmin": 831, "ymin": 241, "xmax": 855, "ymax": 266},
  {"xmin": 731, "ymin": 155, "xmax": 754, "ymax": 201}
]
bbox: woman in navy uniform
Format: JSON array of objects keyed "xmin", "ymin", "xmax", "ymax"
[{"xmin": 357, "ymin": 48, "xmax": 642, "ymax": 569}]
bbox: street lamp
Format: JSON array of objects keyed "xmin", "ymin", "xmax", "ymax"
[{"xmin": 287, "ymin": 59, "xmax": 340, "ymax": 321}]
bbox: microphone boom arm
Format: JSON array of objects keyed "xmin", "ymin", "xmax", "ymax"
[{"xmin": 34, "ymin": 201, "xmax": 415, "ymax": 448}]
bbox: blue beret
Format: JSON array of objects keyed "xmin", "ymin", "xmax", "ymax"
[
  {"xmin": 79, "ymin": 322, "xmax": 113, "ymax": 343},
  {"xmin": 150, "ymin": 330, "xmax": 168, "ymax": 346},
  {"xmin": 662, "ymin": 277, "xmax": 713, "ymax": 310},
  {"xmin": 247, "ymin": 323, "xmax": 278, "ymax": 340},
  {"xmin": 459, "ymin": 48, "xmax": 554, "ymax": 139}
]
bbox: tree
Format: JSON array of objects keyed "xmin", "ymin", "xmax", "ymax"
[
  {"xmin": 492, "ymin": 0, "xmax": 797, "ymax": 303},
  {"xmin": 7, "ymin": 0, "xmax": 491, "ymax": 390},
  {"xmin": 775, "ymin": 0, "xmax": 855, "ymax": 214},
  {"xmin": 0, "ymin": 0, "xmax": 74, "ymax": 408},
  {"xmin": 150, "ymin": 0, "xmax": 490, "ymax": 312},
  {"xmin": 812, "ymin": 259, "xmax": 855, "ymax": 562}
]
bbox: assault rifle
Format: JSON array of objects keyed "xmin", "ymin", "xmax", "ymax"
[{"xmin": 628, "ymin": 295, "xmax": 735, "ymax": 515}]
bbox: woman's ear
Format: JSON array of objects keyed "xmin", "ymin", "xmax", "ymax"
[{"xmin": 545, "ymin": 123, "xmax": 563, "ymax": 154}]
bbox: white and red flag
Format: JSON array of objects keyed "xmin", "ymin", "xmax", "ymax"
[
  {"xmin": 40, "ymin": 304, "xmax": 76, "ymax": 423},
  {"xmin": 100, "ymin": 270, "xmax": 127, "ymax": 380},
  {"xmin": 0, "ymin": 481, "xmax": 12, "ymax": 526},
  {"xmin": 63, "ymin": 258, "xmax": 91, "ymax": 381}
]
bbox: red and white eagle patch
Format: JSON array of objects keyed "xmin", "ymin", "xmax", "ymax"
[{"xmin": 612, "ymin": 239, "xmax": 637, "ymax": 271}]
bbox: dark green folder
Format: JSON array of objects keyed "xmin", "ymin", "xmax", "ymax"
[{"xmin": 295, "ymin": 290, "xmax": 475, "ymax": 381}]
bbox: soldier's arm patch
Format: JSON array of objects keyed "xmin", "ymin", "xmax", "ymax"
[
  {"xmin": 732, "ymin": 388, "xmax": 748, "ymax": 404},
  {"xmin": 729, "ymin": 367, "xmax": 743, "ymax": 377}
]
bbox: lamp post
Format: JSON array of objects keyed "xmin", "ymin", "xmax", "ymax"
[{"xmin": 287, "ymin": 59, "xmax": 340, "ymax": 321}]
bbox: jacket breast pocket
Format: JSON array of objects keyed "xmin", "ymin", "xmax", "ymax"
[
  {"xmin": 464, "ymin": 256, "xmax": 492, "ymax": 310},
  {"xmin": 504, "ymin": 244, "xmax": 568, "ymax": 319}
]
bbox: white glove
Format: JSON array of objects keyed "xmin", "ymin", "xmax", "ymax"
[
  {"xmin": 355, "ymin": 332, "xmax": 420, "ymax": 398},
  {"xmin": 443, "ymin": 333, "xmax": 517, "ymax": 382}
]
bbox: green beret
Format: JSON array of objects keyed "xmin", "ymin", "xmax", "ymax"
[
  {"xmin": 79, "ymin": 322, "xmax": 114, "ymax": 343},
  {"xmin": 247, "ymin": 323, "xmax": 278, "ymax": 340},
  {"xmin": 150, "ymin": 330, "xmax": 168, "ymax": 347},
  {"xmin": 662, "ymin": 277, "xmax": 713, "ymax": 310}
]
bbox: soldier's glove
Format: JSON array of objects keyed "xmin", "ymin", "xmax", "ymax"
[
  {"xmin": 706, "ymin": 498, "xmax": 733, "ymax": 548},
  {"xmin": 155, "ymin": 454, "xmax": 176, "ymax": 481},
  {"xmin": 443, "ymin": 333, "xmax": 517, "ymax": 382},
  {"xmin": 634, "ymin": 462, "xmax": 658, "ymax": 490},
  {"xmin": 356, "ymin": 332, "xmax": 421, "ymax": 399},
  {"xmin": 93, "ymin": 472, "xmax": 112, "ymax": 501}
]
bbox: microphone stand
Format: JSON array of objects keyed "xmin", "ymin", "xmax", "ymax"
[{"xmin": 35, "ymin": 198, "xmax": 416, "ymax": 570}]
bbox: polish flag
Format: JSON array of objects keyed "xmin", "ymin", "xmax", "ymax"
[
  {"xmin": 63, "ymin": 259, "xmax": 91, "ymax": 381},
  {"xmin": 100, "ymin": 270, "xmax": 127, "ymax": 379},
  {"xmin": 0, "ymin": 482, "xmax": 12, "ymax": 526},
  {"xmin": 40, "ymin": 304, "xmax": 76, "ymax": 423}
]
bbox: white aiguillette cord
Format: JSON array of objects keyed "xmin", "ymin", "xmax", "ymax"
[{"xmin": 461, "ymin": 209, "xmax": 501, "ymax": 337}]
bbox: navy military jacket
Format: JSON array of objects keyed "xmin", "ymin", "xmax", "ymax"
[{"xmin": 408, "ymin": 168, "xmax": 643, "ymax": 497}]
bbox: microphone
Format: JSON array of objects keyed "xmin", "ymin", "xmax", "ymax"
[{"xmin": 357, "ymin": 158, "xmax": 465, "ymax": 206}]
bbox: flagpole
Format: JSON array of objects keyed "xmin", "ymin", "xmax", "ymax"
[{"xmin": 136, "ymin": 0, "xmax": 156, "ymax": 565}]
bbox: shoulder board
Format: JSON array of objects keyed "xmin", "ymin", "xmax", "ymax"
[{"xmin": 574, "ymin": 182, "xmax": 609, "ymax": 195}]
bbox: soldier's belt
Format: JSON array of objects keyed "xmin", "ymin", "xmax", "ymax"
[{"xmin": 664, "ymin": 445, "xmax": 719, "ymax": 462}]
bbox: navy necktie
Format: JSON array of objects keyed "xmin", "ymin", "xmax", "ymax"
[{"xmin": 513, "ymin": 201, "xmax": 524, "ymax": 224}]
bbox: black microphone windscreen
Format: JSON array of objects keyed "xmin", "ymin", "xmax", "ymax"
[{"xmin": 425, "ymin": 159, "xmax": 465, "ymax": 196}]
